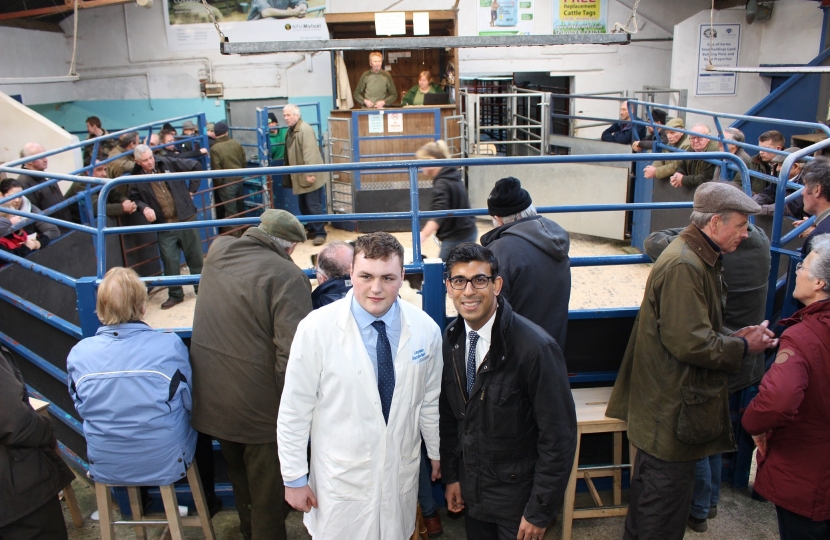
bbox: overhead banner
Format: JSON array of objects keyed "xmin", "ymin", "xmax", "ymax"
[
  {"xmin": 163, "ymin": 0, "xmax": 328, "ymax": 52},
  {"xmin": 477, "ymin": 0, "xmax": 535, "ymax": 36},
  {"xmin": 553, "ymin": 0, "xmax": 607, "ymax": 34},
  {"xmin": 696, "ymin": 23, "xmax": 741, "ymax": 96}
]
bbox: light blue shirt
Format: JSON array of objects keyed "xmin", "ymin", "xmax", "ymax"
[{"xmin": 284, "ymin": 297, "xmax": 402, "ymax": 488}]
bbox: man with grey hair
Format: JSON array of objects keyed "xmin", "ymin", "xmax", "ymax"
[
  {"xmin": 191, "ymin": 209, "xmax": 311, "ymax": 540},
  {"xmin": 15, "ymin": 142, "xmax": 74, "ymax": 227},
  {"xmin": 283, "ymin": 104, "xmax": 329, "ymax": 246},
  {"xmin": 607, "ymin": 182, "xmax": 779, "ymax": 540},
  {"xmin": 480, "ymin": 176, "xmax": 571, "ymax": 348},
  {"xmin": 128, "ymin": 144, "xmax": 204, "ymax": 309},
  {"xmin": 670, "ymin": 123, "xmax": 719, "ymax": 189},
  {"xmin": 312, "ymin": 241, "xmax": 353, "ymax": 309}
]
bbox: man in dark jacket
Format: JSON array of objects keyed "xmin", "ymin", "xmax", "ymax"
[
  {"xmin": 0, "ymin": 347, "xmax": 74, "ymax": 540},
  {"xmin": 606, "ymin": 183, "xmax": 778, "ymax": 540},
  {"xmin": 191, "ymin": 209, "xmax": 312, "ymax": 540},
  {"xmin": 439, "ymin": 243, "xmax": 576, "ymax": 540},
  {"xmin": 601, "ymin": 100, "xmax": 647, "ymax": 145},
  {"xmin": 670, "ymin": 123, "xmax": 719, "ymax": 190},
  {"xmin": 644, "ymin": 222, "xmax": 770, "ymax": 531},
  {"xmin": 753, "ymin": 148, "xmax": 806, "ymax": 218},
  {"xmin": 800, "ymin": 157, "xmax": 830, "ymax": 257},
  {"xmin": 311, "ymin": 241, "xmax": 353, "ymax": 309},
  {"xmin": 209, "ymin": 121, "xmax": 247, "ymax": 223},
  {"xmin": 16, "ymin": 142, "xmax": 74, "ymax": 228},
  {"xmin": 129, "ymin": 144, "xmax": 204, "ymax": 310},
  {"xmin": 480, "ymin": 177, "xmax": 571, "ymax": 349},
  {"xmin": 630, "ymin": 108, "xmax": 667, "ymax": 153},
  {"xmin": 749, "ymin": 130, "xmax": 785, "ymax": 194}
]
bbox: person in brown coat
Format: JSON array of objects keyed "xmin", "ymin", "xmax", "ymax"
[{"xmin": 190, "ymin": 209, "xmax": 312, "ymax": 540}]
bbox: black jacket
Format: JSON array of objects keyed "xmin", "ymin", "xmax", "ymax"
[
  {"xmin": 600, "ymin": 119, "xmax": 647, "ymax": 145},
  {"xmin": 429, "ymin": 167, "xmax": 477, "ymax": 241},
  {"xmin": 0, "ymin": 348, "xmax": 74, "ymax": 527},
  {"xmin": 311, "ymin": 277, "xmax": 351, "ymax": 310},
  {"xmin": 480, "ymin": 215, "xmax": 571, "ymax": 349},
  {"xmin": 16, "ymin": 172, "xmax": 74, "ymax": 225},
  {"xmin": 129, "ymin": 156, "xmax": 202, "ymax": 222},
  {"xmin": 439, "ymin": 299, "xmax": 576, "ymax": 528},
  {"xmin": 634, "ymin": 130, "xmax": 668, "ymax": 152}
]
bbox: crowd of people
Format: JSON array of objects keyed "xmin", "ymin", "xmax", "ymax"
[{"xmin": 2, "ymin": 102, "xmax": 830, "ymax": 540}]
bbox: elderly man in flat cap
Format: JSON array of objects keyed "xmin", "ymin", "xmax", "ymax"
[
  {"xmin": 191, "ymin": 209, "xmax": 312, "ymax": 540},
  {"xmin": 606, "ymin": 183, "xmax": 779, "ymax": 540}
]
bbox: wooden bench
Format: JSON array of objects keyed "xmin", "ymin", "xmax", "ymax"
[{"xmin": 561, "ymin": 387, "xmax": 634, "ymax": 540}]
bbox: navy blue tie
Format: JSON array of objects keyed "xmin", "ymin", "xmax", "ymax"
[
  {"xmin": 372, "ymin": 320, "xmax": 395, "ymax": 424},
  {"xmin": 467, "ymin": 330, "xmax": 479, "ymax": 396}
]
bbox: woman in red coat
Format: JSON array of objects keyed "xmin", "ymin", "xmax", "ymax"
[{"xmin": 742, "ymin": 234, "xmax": 830, "ymax": 540}]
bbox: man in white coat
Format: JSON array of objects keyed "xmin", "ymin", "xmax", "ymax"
[{"xmin": 278, "ymin": 231, "xmax": 443, "ymax": 539}]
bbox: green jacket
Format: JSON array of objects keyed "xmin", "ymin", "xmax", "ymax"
[
  {"xmin": 650, "ymin": 135, "xmax": 691, "ymax": 180},
  {"xmin": 269, "ymin": 128, "xmax": 286, "ymax": 161},
  {"xmin": 285, "ymin": 119, "xmax": 329, "ymax": 195},
  {"xmin": 606, "ymin": 224, "xmax": 745, "ymax": 462},
  {"xmin": 209, "ymin": 135, "xmax": 247, "ymax": 187},
  {"xmin": 676, "ymin": 139, "xmax": 720, "ymax": 188},
  {"xmin": 106, "ymin": 144, "xmax": 134, "ymax": 179},
  {"xmin": 402, "ymin": 83, "xmax": 444, "ymax": 106},
  {"xmin": 65, "ymin": 181, "xmax": 129, "ymax": 218},
  {"xmin": 748, "ymin": 154, "xmax": 776, "ymax": 194},
  {"xmin": 353, "ymin": 70, "xmax": 397, "ymax": 107}
]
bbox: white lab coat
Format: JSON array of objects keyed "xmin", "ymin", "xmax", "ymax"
[{"xmin": 277, "ymin": 291, "xmax": 443, "ymax": 540}]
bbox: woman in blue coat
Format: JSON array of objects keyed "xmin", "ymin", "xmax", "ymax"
[{"xmin": 67, "ymin": 267, "xmax": 197, "ymax": 486}]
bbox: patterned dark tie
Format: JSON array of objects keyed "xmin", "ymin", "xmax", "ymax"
[
  {"xmin": 372, "ymin": 320, "xmax": 395, "ymax": 424},
  {"xmin": 467, "ymin": 330, "xmax": 479, "ymax": 396}
]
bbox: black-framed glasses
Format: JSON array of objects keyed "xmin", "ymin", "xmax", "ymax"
[{"xmin": 447, "ymin": 275, "xmax": 496, "ymax": 290}]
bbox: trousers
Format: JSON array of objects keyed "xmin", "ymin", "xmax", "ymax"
[
  {"xmin": 0, "ymin": 497, "xmax": 68, "ymax": 540},
  {"xmin": 156, "ymin": 225, "xmax": 203, "ymax": 300}
]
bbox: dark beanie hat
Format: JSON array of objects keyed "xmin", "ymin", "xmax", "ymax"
[
  {"xmin": 268, "ymin": 112, "xmax": 279, "ymax": 124},
  {"xmin": 651, "ymin": 108, "xmax": 667, "ymax": 124},
  {"xmin": 214, "ymin": 121, "xmax": 229, "ymax": 136},
  {"xmin": 487, "ymin": 176, "xmax": 532, "ymax": 217}
]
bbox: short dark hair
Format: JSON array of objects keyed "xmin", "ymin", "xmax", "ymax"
[
  {"xmin": 803, "ymin": 157, "xmax": 830, "ymax": 202},
  {"xmin": 0, "ymin": 178, "xmax": 23, "ymax": 195},
  {"xmin": 445, "ymin": 243, "xmax": 499, "ymax": 277},
  {"xmin": 759, "ymin": 130, "xmax": 785, "ymax": 148},
  {"xmin": 86, "ymin": 116, "xmax": 102, "ymax": 128},
  {"xmin": 118, "ymin": 131, "xmax": 138, "ymax": 148},
  {"xmin": 354, "ymin": 232, "xmax": 404, "ymax": 266}
]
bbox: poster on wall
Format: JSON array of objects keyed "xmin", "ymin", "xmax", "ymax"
[
  {"xmin": 162, "ymin": 0, "xmax": 328, "ymax": 52},
  {"xmin": 553, "ymin": 0, "xmax": 607, "ymax": 34},
  {"xmin": 477, "ymin": 0, "xmax": 535, "ymax": 36},
  {"xmin": 696, "ymin": 23, "xmax": 741, "ymax": 96}
]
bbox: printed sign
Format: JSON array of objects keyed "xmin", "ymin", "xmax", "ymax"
[
  {"xmin": 368, "ymin": 113, "xmax": 385, "ymax": 134},
  {"xmin": 162, "ymin": 0, "xmax": 328, "ymax": 52},
  {"xmin": 696, "ymin": 23, "xmax": 741, "ymax": 96},
  {"xmin": 553, "ymin": 0, "xmax": 607, "ymax": 34},
  {"xmin": 387, "ymin": 113, "xmax": 403, "ymax": 133},
  {"xmin": 477, "ymin": 0, "xmax": 534, "ymax": 36}
]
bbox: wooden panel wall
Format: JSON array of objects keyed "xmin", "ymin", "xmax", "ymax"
[{"xmin": 344, "ymin": 49, "xmax": 447, "ymax": 108}]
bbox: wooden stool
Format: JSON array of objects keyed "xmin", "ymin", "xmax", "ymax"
[
  {"xmin": 94, "ymin": 462, "xmax": 216, "ymax": 540},
  {"xmin": 561, "ymin": 387, "xmax": 634, "ymax": 540},
  {"xmin": 409, "ymin": 503, "xmax": 429, "ymax": 540}
]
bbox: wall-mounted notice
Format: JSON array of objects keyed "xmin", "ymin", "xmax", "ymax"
[
  {"xmin": 375, "ymin": 12, "xmax": 406, "ymax": 35},
  {"xmin": 368, "ymin": 113, "xmax": 385, "ymax": 134},
  {"xmin": 553, "ymin": 0, "xmax": 607, "ymax": 34},
  {"xmin": 387, "ymin": 113, "xmax": 404, "ymax": 133},
  {"xmin": 413, "ymin": 12, "xmax": 430, "ymax": 36},
  {"xmin": 162, "ymin": 0, "xmax": 328, "ymax": 52},
  {"xmin": 477, "ymin": 0, "xmax": 534, "ymax": 36},
  {"xmin": 696, "ymin": 23, "xmax": 741, "ymax": 96}
]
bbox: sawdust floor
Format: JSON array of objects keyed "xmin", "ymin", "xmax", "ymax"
[{"xmin": 143, "ymin": 221, "xmax": 651, "ymax": 329}]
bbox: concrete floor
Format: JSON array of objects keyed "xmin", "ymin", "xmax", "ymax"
[{"xmin": 62, "ymin": 472, "xmax": 780, "ymax": 539}]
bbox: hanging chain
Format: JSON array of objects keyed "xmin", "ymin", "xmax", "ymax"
[
  {"xmin": 68, "ymin": 0, "xmax": 79, "ymax": 76},
  {"xmin": 613, "ymin": 0, "xmax": 641, "ymax": 35},
  {"xmin": 708, "ymin": 0, "xmax": 715, "ymax": 66},
  {"xmin": 200, "ymin": 0, "xmax": 226, "ymax": 42}
]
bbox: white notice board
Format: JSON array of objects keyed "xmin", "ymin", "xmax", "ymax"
[{"xmin": 696, "ymin": 23, "xmax": 741, "ymax": 96}]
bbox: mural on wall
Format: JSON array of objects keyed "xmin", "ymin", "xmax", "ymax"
[
  {"xmin": 163, "ymin": 0, "xmax": 327, "ymax": 51},
  {"xmin": 477, "ymin": 0, "xmax": 535, "ymax": 36},
  {"xmin": 552, "ymin": 0, "xmax": 607, "ymax": 34},
  {"xmin": 696, "ymin": 23, "xmax": 741, "ymax": 96}
]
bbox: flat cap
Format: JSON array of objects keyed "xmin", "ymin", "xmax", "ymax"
[
  {"xmin": 694, "ymin": 182, "xmax": 761, "ymax": 215},
  {"xmin": 182, "ymin": 120, "xmax": 197, "ymax": 130},
  {"xmin": 259, "ymin": 209, "xmax": 306, "ymax": 243},
  {"xmin": 771, "ymin": 146, "xmax": 806, "ymax": 164},
  {"xmin": 666, "ymin": 117, "xmax": 684, "ymax": 129}
]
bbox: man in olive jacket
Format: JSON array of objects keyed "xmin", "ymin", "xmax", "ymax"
[
  {"xmin": 209, "ymin": 121, "xmax": 247, "ymax": 222},
  {"xmin": 440, "ymin": 243, "xmax": 576, "ymax": 540},
  {"xmin": 606, "ymin": 183, "xmax": 778, "ymax": 540},
  {"xmin": 190, "ymin": 209, "xmax": 312, "ymax": 540},
  {"xmin": 283, "ymin": 104, "xmax": 329, "ymax": 246},
  {"xmin": 0, "ymin": 347, "xmax": 74, "ymax": 539}
]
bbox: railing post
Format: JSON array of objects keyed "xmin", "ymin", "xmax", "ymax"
[
  {"xmin": 75, "ymin": 277, "xmax": 100, "ymax": 338},
  {"xmin": 630, "ymin": 160, "xmax": 652, "ymax": 252},
  {"xmin": 422, "ymin": 258, "xmax": 447, "ymax": 330}
]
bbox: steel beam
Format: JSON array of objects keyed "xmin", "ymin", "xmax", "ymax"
[{"xmin": 220, "ymin": 33, "xmax": 630, "ymax": 55}]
